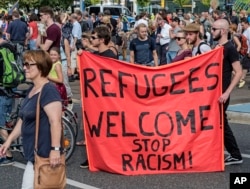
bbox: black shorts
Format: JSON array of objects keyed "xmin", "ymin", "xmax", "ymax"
[{"xmin": 241, "ymin": 55, "xmax": 250, "ymax": 70}]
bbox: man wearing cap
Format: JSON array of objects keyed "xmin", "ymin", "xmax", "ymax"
[
  {"xmin": 183, "ymin": 23, "xmax": 211, "ymax": 56},
  {"xmin": 166, "ymin": 17, "xmax": 181, "ymax": 63}
]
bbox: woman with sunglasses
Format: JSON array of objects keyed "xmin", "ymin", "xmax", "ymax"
[
  {"xmin": 0, "ymin": 50, "xmax": 63, "ymax": 188},
  {"xmin": 172, "ymin": 30, "xmax": 192, "ymax": 63}
]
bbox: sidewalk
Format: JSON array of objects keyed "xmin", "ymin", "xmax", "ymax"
[
  {"xmin": 70, "ymin": 74, "xmax": 250, "ymax": 125},
  {"xmin": 226, "ymin": 74, "xmax": 250, "ymax": 124}
]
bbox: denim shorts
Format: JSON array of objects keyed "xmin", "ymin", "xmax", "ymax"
[{"xmin": 0, "ymin": 96, "xmax": 13, "ymax": 127}]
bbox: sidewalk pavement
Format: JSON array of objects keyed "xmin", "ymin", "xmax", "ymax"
[
  {"xmin": 226, "ymin": 74, "xmax": 250, "ymax": 124},
  {"xmin": 70, "ymin": 74, "xmax": 250, "ymax": 125}
]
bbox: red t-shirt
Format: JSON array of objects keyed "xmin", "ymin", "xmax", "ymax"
[{"xmin": 28, "ymin": 21, "xmax": 38, "ymax": 39}]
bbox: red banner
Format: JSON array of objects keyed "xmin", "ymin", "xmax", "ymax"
[{"xmin": 78, "ymin": 47, "xmax": 224, "ymax": 175}]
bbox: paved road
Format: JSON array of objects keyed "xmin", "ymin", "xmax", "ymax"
[
  {"xmin": 1, "ymin": 73, "xmax": 249, "ymax": 189},
  {"xmin": 0, "ymin": 121, "xmax": 250, "ymax": 189}
]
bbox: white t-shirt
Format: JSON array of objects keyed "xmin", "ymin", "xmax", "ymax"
[
  {"xmin": 243, "ymin": 27, "xmax": 250, "ymax": 54},
  {"xmin": 0, "ymin": 20, "xmax": 3, "ymax": 28},
  {"xmin": 192, "ymin": 42, "xmax": 211, "ymax": 56}
]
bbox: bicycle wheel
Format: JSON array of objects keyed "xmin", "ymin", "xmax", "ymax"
[
  {"xmin": 62, "ymin": 116, "xmax": 76, "ymax": 161},
  {"xmin": 64, "ymin": 108, "xmax": 79, "ymax": 138}
]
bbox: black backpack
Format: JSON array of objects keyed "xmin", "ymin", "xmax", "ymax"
[{"xmin": 195, "ymin": 42, "xmax": 210, "ymax": 55}]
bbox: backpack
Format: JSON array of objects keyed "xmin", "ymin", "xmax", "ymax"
[
  {"xmin": 236, "ymin": 34, "xmax": 248, "ymax": 56},
  {"xmin": 0, "ymin": 43, "xmax": 25, "ymax": 88},
  {"xmin": 196, "ymin": 41, "xmax": 210, "ymax": 55}
]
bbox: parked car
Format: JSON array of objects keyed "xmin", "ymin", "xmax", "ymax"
[{"xmin": 86, "ymin": 5, "xmax": 135, "ymax": 28}]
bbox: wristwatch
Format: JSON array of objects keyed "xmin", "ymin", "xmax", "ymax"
[{"xmin": 51, "ymin": 146, "xmax": 62, "ymax": 151}]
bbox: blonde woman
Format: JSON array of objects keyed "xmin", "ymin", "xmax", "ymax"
[{"xmin": 172, "ymin": 30, "xmax": 192, "ymax": 63}]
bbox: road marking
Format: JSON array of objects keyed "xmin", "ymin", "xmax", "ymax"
[{"xmin": 13, "ymin": 162, "xmax": 100, "ymax": 189}]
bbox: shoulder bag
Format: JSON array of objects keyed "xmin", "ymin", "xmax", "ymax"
[{"xmin": 34, "ymin": 89, "xmax": 66, "ymax": 189}]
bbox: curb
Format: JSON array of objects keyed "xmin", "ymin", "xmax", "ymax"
[{"xmin": 227, "ymin": 111, "xmax": 250, "ymax": 124}]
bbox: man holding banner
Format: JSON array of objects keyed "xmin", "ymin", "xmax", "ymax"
[
  {"xmin": 212, "ymin": 19, "xmax": 243, "ymax": 165},
  {"xmin": 80, "ymin": 25, "xmax": 118, "ymax": 169}
]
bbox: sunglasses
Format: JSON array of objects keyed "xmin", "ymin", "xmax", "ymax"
[
  {"xmin": 23, "ymin": 62, "xmax": 37, "ymax": 69},
  {"xmin": 211, "ymin": 27, "xmax": 221, "ymax": 32},
  {"xmin": 91, "ymin": 36, "xmax": 99, "ymax": 40},
  {"xmin": 175, "ymin": 37, "xmax": 185, "ymax": 41}
]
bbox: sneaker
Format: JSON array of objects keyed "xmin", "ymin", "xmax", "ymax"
[
  {"xmin": 0, "ymin": 157, "xmax": 14, "ymax": 166},
  {"xmin": 80, "ymin": 160, "xmax": 89, "ymax": 169},
  {"xmin": 238, "ymin": 80, "xmax": 245, "ymax": 88},
  {"xmin": 68, "ymin": 75, "xmax": 75, "ymax": 82},
  {"xmin": 225, "ymin": 155, "xmax": 243, "ymax": 165}
]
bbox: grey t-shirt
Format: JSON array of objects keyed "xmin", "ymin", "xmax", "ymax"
[{"xmin": 168, "ymin": 26, "xmax": 181, "ymax": 51}]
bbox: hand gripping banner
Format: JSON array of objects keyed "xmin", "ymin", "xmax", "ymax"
[{"xmin": 78, "ymin": 47, "xmax": 224, "ymax": 175}]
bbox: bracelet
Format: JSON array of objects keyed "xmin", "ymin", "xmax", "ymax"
[{"xmin": 51, "ymin": 146, "xmax": 62, "ymax": 151}]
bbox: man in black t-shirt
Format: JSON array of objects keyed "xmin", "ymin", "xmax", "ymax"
[
  {"xmin": 90, "ymin": 25, "xmax": 117, "ymax": 59},
  {"xmin": 129, "ymin": 23, "xmax": 158, "ymax": 66},
  {"xmin": 79, "ymin": 25, "xmax": 117, "ymax": 169},
  {"xmin": 212, "ymin": 19, "xmax": 243, "ymax": 165}
]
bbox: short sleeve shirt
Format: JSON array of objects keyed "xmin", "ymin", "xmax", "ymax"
[
  {"xmin": 28, "ymin": 21, "xmax": 38, "ymax": 40},
  {"xmin": 222, "ymin": 41, "xmax": 239, "ymax": 92},
  {"xmin": 42, "ymin": 23, "xmax": 61, "ymax": 51},
  {"xmin": 129, "ymin": 37, "xmax": 156, "ymax": 65},
  {"xmin": 6, "ymin": 19, "xmax": 28, "ymax": 42},
  {"xmin": 19, "ymin": 82, "xmax": 61, "ymax": 162}
]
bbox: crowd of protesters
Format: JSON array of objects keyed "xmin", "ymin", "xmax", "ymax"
[{"xmin": 0, "ymin": 5, "xmax": 250, "ymax": 169}]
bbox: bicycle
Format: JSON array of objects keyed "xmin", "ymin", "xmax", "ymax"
[
  {"xmin": 0, "ymin": 84, "xmax": 76, "ymax": 161},
  {"xmin": 63, "ymin": 105, "xmax": 79, "ymax": 139}
]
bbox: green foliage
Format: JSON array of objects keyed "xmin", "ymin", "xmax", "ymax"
[
  {"xmin": 0, "ymin": 0, "xmax": 11, "ymax": 9},
  {"xmin": 85, "ymin": 0, "xmax": 92, "ymax": 7},
  {"xmin": 201, "ymin": 0, "xmax": 210, "ymax": 7},
  {"xmin": 90, "ymin": 0, "xmax": 100, "ymax": 5},
  {"xmin": 173, "ymin": 0, "xmax": 190, "ymax": 7},
  {"xmin": 137, "ymin": 0, "xmax": 151, "ymax": 7}
]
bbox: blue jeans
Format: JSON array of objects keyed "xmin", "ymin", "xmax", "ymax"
[
  {"xmin": 166, "ymin": 51, "xmax": 177, "ymax": 64},
  {"xmin": 29, "ymin": 39, "xmax": 37, "ymax": 50},
  {"xmin": 0, "ymin": 96, "xmax": 13, "ymax": 127}
]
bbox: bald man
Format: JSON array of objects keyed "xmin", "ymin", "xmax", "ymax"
[{"xmin": 211, "ymin": 19, "xmax": 243, "ymax": 165}]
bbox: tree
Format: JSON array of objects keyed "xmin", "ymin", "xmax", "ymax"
[
  {"xmin": 173, "ymin": 0, "xmax": 190, "ymax": 7},
  {"xmin": 137, "ymin": 0, "xmax": 150, "ymax": 7},
  {"xmin": 201, "ymin": 0, "xmax": 210, "ymax": 7}
]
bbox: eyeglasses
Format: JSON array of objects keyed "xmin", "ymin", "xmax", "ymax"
[
  {"xmin": 175, "ymin": 37, "xmax": 186, "ymax": 41},
  {"xmin": 211, "ymin": 27, "xmax": 222, "ymax": 32},
  {"xmin": 23, "ymin": 62, "xmax": 37, "ymax": 69},
  {"xmin": 91, "ymin": 36, "xmax": 99, "ymax": 40}
]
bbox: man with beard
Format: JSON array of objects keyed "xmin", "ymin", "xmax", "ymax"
[
  {"xmin": 129, "ymin": 23, "xmax": 158, "ymax": 66},
  {"xmin": 183, "ymin": 23, "xmax": 211, "ymax": 56},
  {"xmin": 211, "ymin": 19, "xmax": 243, "ymax": 165}
]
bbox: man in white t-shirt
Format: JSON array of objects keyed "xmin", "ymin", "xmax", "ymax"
[
  {"xmin": 239, "ymin": 17, "xmax": 250, "ymax": 89},
  {"xmin": 183, "ymin": 23, "xmax": 211, "ymax": 56}
]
